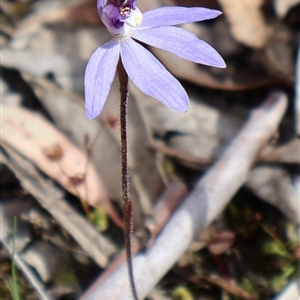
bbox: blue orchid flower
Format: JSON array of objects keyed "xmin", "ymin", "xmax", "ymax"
[{"xmin": 84, "ymin": 0, "xmax": 226, "ymax": 120}]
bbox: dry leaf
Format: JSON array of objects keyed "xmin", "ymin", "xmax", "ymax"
[
  {"xmin": 2, "ymin": 105, "xmax": 122, "ymax": 226},
  {"xmin": 2, "ymin": 145, "xmax": 117, "ymax": 267},
  {"xmin": 275, "ymin": 0, "xmax": 300, "ymax": 18},
  {"xmin": 218, "ymin": 0, "xmax": 272, "ymax": 48}
]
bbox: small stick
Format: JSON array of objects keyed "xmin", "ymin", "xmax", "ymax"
[{"xmin": 117, "ymin": 59, "xmax": 138, "ymax": 300}]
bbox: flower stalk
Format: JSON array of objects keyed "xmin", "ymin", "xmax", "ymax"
[{"xmin": 117, "ymin": 59, "xmax": 138, "ymax": 300}]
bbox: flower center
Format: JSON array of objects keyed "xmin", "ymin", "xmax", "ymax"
[
  {"xmin": 101, "ymin": 0, "xmax": 142, "ymax": 37},
  {"xmin": 120, "ymin": 6, "xmax": 131, "ymax": 18}
]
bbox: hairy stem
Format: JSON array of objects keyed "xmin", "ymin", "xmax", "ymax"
[{"xmin": 117, "ymin": 60, "xmax": 138, "ymax": 300}]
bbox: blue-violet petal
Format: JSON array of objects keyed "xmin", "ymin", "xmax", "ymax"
[
  {"xmin": 84, "ymin": 39, "xmax": 120, "ymax": 119},
  {"xmin": 120, "ymin": 38, "xmax": 189, "ymax": 112},
  {"xmin": 132, "ymin": 26, "xmax": 226, "ymax": 68},
  {"xmin": 139, "ymin": 6, "xmax": 222, "ymax": 29}
]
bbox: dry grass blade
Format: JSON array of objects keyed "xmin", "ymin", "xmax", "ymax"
[{"xmin": 0, "ymin": 235, "xmax": 52, "ymax": 300}]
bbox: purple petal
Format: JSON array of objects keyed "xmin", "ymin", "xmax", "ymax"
[
  {"xmin": 139, "ymin": 6, "xmax": 222, "ymax": 29},
  {"xmin": 132, "ymin": 26, "xmax": 226, "ymax": 68},
  {"xmin": 120, "ymin": 38, "xmax": 188, "ymax": 112},
  {"xmin": 97, "ymin": 0, "xmax": 105, "ymax": 11},
  {"xmin": 84, "ymin": 39, "xmax": 120, "ymax": 119}
]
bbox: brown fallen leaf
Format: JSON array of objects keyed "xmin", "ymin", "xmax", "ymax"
[
  {"xmin": 275, "ymin": 0, "xmax": 300, "ymax": 18},
  {"xmin": 2, "ymin": 105, "xmax": 122, "ymax": 227},
  {"xmin": 1, "ymin": 144, "xmax": 117, "ymax": 268},
  {"xmin": 218, "ymin": 0, "xmax": 272, "ymax": 48}
]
